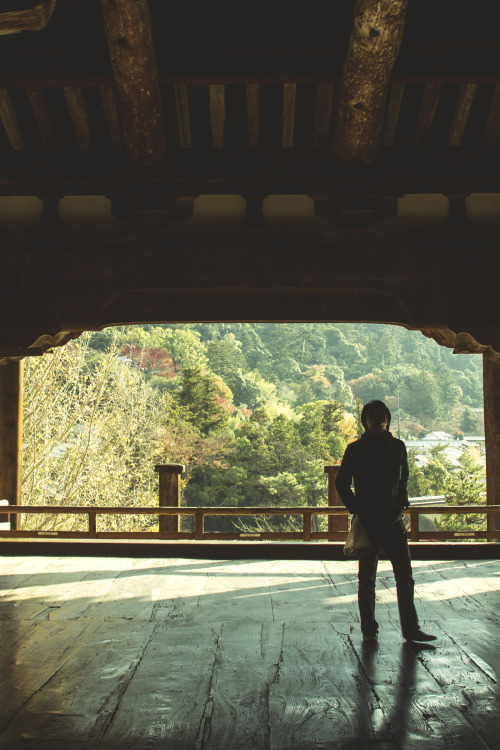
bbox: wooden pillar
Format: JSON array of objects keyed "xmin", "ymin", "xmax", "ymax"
[
  {"xmin": 483, "ymin": 352, "xmax": 500, "ymax": 536},
  {"xmin": 154, "ymin": 463, "xmax": 184, "ymax": 533},
  {"xmin": 324, "ymin": 464, "xmax": 348, "ymax": 537},
  {"xmin": 0, "ymin": 360, "xmax": 23, "ymax": 529}
]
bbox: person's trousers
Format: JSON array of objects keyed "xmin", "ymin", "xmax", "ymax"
[{"xmin": 358, "ymin": 519, "xmax": 419, "ymax": 637}]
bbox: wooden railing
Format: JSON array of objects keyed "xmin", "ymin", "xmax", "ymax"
[
  {"xmin": 1, "ymin": 465, "xmax": 499, "ymax": 543},
  {"xmin": 1, "ymin": 504, "xmax": 500, "ymax": 541}
]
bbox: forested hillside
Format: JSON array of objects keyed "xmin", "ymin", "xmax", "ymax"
[{"xmin": 21, "ymin": 323, "xmax": 485, "ymax": 534}]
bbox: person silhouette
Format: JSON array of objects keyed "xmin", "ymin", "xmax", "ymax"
[{"xmin": 335, "ymin": 400, "xmax": 436, "ymax": 644}]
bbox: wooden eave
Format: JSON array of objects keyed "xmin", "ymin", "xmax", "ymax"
[{"xmin": 1, "ymin": 0, "xmax": 500, "ymax": 360}]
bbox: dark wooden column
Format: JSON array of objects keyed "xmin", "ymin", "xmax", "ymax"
[
  {"xmin": 483, "ymin": 352, "xmax": 500, "ymax": 536},
  {"xmin": 331, "ymin": 0, "xmax": 408, "ymax": 163},
  {"xmin": 324, "ymin": 465, "xmax": 348, "ymax": 538},
  {"xmin": 0, "ymin": 361, "xmax": 23, "ymax": 529},
  {"xmin": 155, "ymin": 463, "xmax": 184, "ymax": 533},
  {"xmin": 100, "ymin": 0, "xmax": 165, "ymax": 166}
]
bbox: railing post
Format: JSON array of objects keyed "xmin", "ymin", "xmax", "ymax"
[
  {"xmin": 88, "ymin": 511, "xmax": 97, "ymax": 538},
  {"xmin": 155, "ymin": 463, "xmax": 185, "ymax": 533},
  {"xmin": 483, "ymin": 352, "xmax": 500, "ymax": 540},
  {"xmin": 410, "ymin": 508, "xmax": 419, "ymax": 541},
  {"xmin": 0, "ymin": 360, "xmax": 23, "ymax": 530},
  {"xmin": 303, "ymin": 511, "xmax": 312, "ymax": 542},
  {"xmin": 324, "ymin": 464, "xmax": 347, "ymax": 539},
  {"xmin": 195, "ymin": 511, "xmax": 204, "ymax": 540}
]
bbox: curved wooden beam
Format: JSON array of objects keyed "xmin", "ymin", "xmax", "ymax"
[
  {"xmin": 331, "ymin": 0, "xmax": 408, "ymax": 163},
  {"xmin": 421, "ymin": 328, "xmax": 500, "ymax": 361},
  {"xmin": 100, "ymin": 0, "xmax": 165, "ymax": 166},
  {"xmin": 0, "ymin": 0, "xmax": 56, "ymax": 36}
]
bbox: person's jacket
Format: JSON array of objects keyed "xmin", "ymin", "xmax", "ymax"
[{"xmin": 335, "ymin": 431, "xmax": 409, "ymax": 530}]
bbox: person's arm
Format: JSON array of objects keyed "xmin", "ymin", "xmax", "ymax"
[
  {"xmin": 335, "ymin": 444, "xmax": 359, "ymax": 513},
  {"xmin": 397, "ymin": 442, "xmax": 409, "ymax": 508}
]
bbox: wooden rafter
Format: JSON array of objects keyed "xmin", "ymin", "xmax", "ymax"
[
  {"xmin": 314, "ymin": 83, "xmax": 334, "ymax": 148},
  {"xmin": 381, "ymin": 82, "xmax": 404, "ymax": 147},
  {"xmin": 0, "ymin": 89, "xmax": 23, "ymax": 149},
  {"xmin": 484, "ymin": 85, "xmax": 500, "ymax": 147},
  {"xmin": 282, "ymin": 83, "xmax": 296, "ymax": 148},
  {"xmin": 246, "ymin": 84, "xmax": 260, "ymax": 148},
  {"xmin": 63, "ymin": 87, "xmax": 91, "ymax": 150},
  {"xmin": 449, "ymin": 83, "xmax": 477, "ymax": 146},
  {"xmin": 99, "ymin": 0, "xmax": 165, "ymax": 165},
  {"xmin": 99, "ymin": 85, "xmax": 124, "ymax": 150},
  {"xmin": 174, "ymin": 85, "xmax": 191, "ymax": 149},
  {"xmin": 331, "ymin": 0, "xmax": 408, "ymax": 163},
  {"xmin": 0, "ymin": 0, "xmax": 56, "ymax": 36},
  {"xmin": 416, "ymin": 82, "xmax": 442, "ymax": 146},
  {"xmin": 209, "ymin": 84, "xmax": 225, "ymax": 148},
  {"xmin": 26, "ymin": 87, "xmax": 55, "ymax": 149}
]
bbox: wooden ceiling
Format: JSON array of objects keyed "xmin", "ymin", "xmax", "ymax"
[
  {"xmin": 0, "ymin": 0, "xmax": 499, "ymax": 190},
  {"xmin": 1, "ymin": 1, "xmax": 500, "ymax": 360}
]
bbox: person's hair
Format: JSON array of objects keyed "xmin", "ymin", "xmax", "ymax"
[{"xmin": 361, "ymin": 400, "xmax": 391, "ymax": 430}]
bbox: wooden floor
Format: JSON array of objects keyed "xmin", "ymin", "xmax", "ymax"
[{"xmin": 0, "ymin": 555, "xmax": 499, "ymax": 750}]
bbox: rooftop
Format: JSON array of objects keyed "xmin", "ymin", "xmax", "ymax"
[{"xmin": 0, "ymin": 552, "xmax": 499, "ymax": 748}]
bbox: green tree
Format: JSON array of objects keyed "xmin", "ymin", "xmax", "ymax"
[
  {"xmin": 178, "ymin": 367, "xmax": 230, "ymax": 436},
  {"xmin": 460, "ymin": 406, "xmax": 480, "ymax": 434},
  {"xmin": 437, "ymin": 449, "xmax": 486, "ymax": 536},
  {"xmin": 22, "ymin": 332, "xmax": 168, "ymax": 532}
]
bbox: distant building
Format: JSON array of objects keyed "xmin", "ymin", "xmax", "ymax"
[{"xmin": 406, "ymin": 431, "xmax": 485, "ymax": 468}]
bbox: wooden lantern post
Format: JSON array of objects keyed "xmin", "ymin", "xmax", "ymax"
[
  {"xmin": 154, "ymin": 463, "xmax": 184, "ymax": 533},
  {"xmin": 0, "ymin": 360, "xmax": 23, "ymax": 529},
  {"xmin": 324, "ymin": 464, "xmax": 348, "ymax": 538},
  {"xmin": 483, "ymin": 352, "xmax": 500, "ymax": 537}
]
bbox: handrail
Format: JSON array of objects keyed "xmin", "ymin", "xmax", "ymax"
[{"xmin": 1, "ymin": 504, "xmax": 499, "ymax": 542}]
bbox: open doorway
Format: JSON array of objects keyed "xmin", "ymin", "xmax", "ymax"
[{"xmin": 19, "ymin": 322, "xmax": 486, "ymax": 539}]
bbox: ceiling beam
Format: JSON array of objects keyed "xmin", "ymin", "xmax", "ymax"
[
  {"xmin": 209, "ymin": 85, "xmax": 225, "ymax": 149},
  {"xmin": 449, "ymin": 83, "xmax": 477, "ymax": 147},
  {"xmin": 1, "ymin": 150, "xmax": 500, "ymax": 198},
  {"xmin": 314, "ymin": 83, "xmax": 334, "ymax": 148},
  {"xmin": 282, "ymin": 83, "xmax": 296, "ymax": 148},
  {"xmin": 26, "ymin": 87, "xmax": 55, "ymax": 149},
  {"xmin": 0, "ymin": 89, "xmax": 23, "ymax": 150},
  {"xmin": 174, "ymin": 85, "xmax": 191, "ymax": 149},
  {"xmin": 0, "ymin": 0, "xmax": 57, "ymax": 36},
  {"xmin": 63, "ymin": 87, "xmax": 92, "ymax": 150},
  {"xmin": 331, "ymin": 0, "xmax": 408, "ymax": 163},
  {"xmin": 381, "ymin": 82, "xmax": 404, "ymax": 147},
  {"xmin": 99, "ymin": 85, "xmax": 124, "ymax": 151},
  {"xmin": 246, "ymin": 84, "xmax": 260, "ymax": 148},
  {"xmin": 99, "ymin": 0, "xmax": 165, "ymax": 166},
  {"xmin": 416, "ymin": 83, "xmax": 442, "ymax": 146}
]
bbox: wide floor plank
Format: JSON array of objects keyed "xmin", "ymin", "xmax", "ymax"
[{"xmin": 0, "ymin": 554, "xmax": 498, "ymax": 749}]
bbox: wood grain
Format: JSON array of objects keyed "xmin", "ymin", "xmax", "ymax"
[
  {"xmin": 483, "ymin": 84, "xmax": 500, "ymax": 146},
  {"xmin": 314, "ymin": 83, "xmax": 334, "ymax": 147},
  {"xmin": 332, "ymin": 0, "xmax": 408, "ymax": 162},
  {"xmin": 98, "ymin": 85, "xmax": 124, "ymax": 150},
  {"xmin": 0, "ymin": 0, "xmax": 56, "ymax": 35},
  {"xmin": 0, "ymin": 361, "xmax": 22, "ymax": 528},
  {"xmin": 246, "ymin": 84, "xmax": 260, "ymax": 148},
  {"xmin": 0, "ymin": 89, "xmax": 23, "ymax": 150},
  {"xmin": 209, "ymin": 84, "xmax": 225, "ymax": 148},
  {"xmin": 484, "ymin": 353, "xmax": 500, "ymax": 529},
  {"xmin": 99, "ymin": 0, "xmax": 165, "ymax": 165},
  {"xmin": 63, "ymin": 86, "xmax": 91, "ymax": 150},
  {"xmin": 449, "ymin": 83, "xmax": 477, "ymax": 146},
  {"xmin": 0, "ymin": 554, "xmax": 499, "ymax": 748},
  {"xmin": 381, "ymin": 82, "xmax": 404, "ymax": 147},
  {"xmin": 174, "ymin": 84, "xmax": 192, "ymax": 149},
  {"xmin": 26, "ymin": 87, "xmax": 55, "ymax": 149},
  {"xmin": 416, "ymin": 82, "xmax": 442, "ymax": 145},
  {"xmin": 282, "ymin": 82, "xmax": 296, "ymax": 148}
]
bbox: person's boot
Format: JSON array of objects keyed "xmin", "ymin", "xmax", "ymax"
[{"xmin": 403, "ymin": 628, "xmax": 437, "ymax": 642}]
